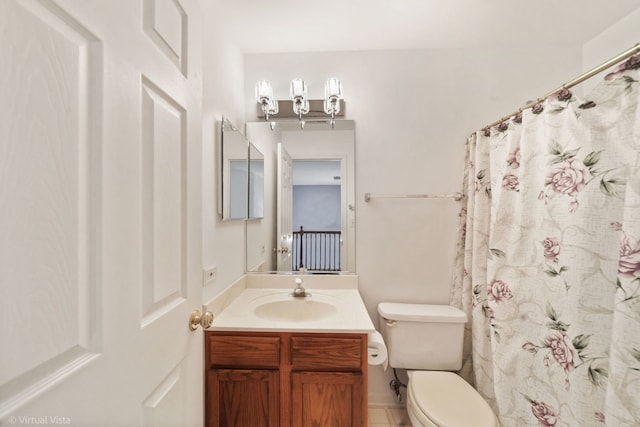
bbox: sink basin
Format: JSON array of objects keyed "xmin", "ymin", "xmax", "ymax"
[
  {"xmin": 254, "ymin": 298, "xmax": 338, "ymax": 322},
  {"xmin": 208, "ymin": 286, "xmax": 376, "ymax": 332}
]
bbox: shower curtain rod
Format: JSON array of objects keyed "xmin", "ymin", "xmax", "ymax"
[{"xmin": 482, "ymin": 43, "xmax": 640, "ymax": 131}]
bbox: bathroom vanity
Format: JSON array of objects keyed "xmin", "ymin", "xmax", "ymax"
[
  {"xmin": 205, "ymin": 330, "xmax": 367, "ymax": 426},
  {"xmin": 204, "ymin": 274, "xmax": 374, "ymax": 427}
]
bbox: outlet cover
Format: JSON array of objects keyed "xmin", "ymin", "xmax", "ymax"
[{"xmin": 203, "ymin": 266, "xmax": 217, "ymax": 286}]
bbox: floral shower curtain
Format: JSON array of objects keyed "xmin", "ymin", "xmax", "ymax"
[{"xmin": 451, "ymin": 55, "xmax": 640, "ymax": 426}]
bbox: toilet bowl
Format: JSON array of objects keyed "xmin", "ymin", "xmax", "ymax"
[
  {"xmin": 377, "ymin": 302, "xmax": 498, "ymax": 427},
  {"xmin": 406, "ymin": 371, "xmax": 498, "ymax": 427}
]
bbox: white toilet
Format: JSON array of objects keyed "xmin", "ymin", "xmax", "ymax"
[{"xmin": 378, "ymin": 302, "xmax": 498, "ymax": 427}]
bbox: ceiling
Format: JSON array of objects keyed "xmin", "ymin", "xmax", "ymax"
[{"xmin": 214, "ymin": 1, "xmax": 639, "ymax": 54}]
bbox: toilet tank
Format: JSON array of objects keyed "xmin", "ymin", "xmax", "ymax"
[{"xmin": 378, "ymin": 303, "xmax": 467, "ymax": 371}]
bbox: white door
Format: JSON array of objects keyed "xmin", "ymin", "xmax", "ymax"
[
  {"xmin": 0, "ymin": 1, "xmax": 204, "ymax": 426},
  {"xmin": 276, "ymin": 143, "xmax": 293, "ymax": 271}
]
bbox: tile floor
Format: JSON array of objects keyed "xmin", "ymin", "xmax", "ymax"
[{"xmin": 368, "ymin": 405, "xmax": 412, "ymax": 426}]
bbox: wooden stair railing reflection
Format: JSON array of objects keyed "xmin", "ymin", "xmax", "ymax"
[{"xmin": 292, "ymin": 226, "xmax": 341, "ymax": 272}]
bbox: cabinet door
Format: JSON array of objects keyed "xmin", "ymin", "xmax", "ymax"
[
  {"xmin": 207, "ymin": 369, "xmax": 279, "ymax": 427},
  {"xmin": 291, "ymin": 371, "xmax": 363, "ymax": 427}
]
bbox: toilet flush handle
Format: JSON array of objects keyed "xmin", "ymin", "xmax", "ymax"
[{"xmin": 383, "ymin": 317, "xmax": 397, "ymax": 327}]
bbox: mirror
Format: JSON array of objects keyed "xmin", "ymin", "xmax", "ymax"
[
  {"xmin": 245, "ymin": 120, "xmax": 355, "ymax": 273},
  {"xmin": 219, "ymin": 117, "xmax": 264, "ymax": 220}
]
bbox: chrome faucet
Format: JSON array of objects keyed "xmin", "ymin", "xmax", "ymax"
[{"xmin": 291, "ymin": 277, "xmax": 311, "ymax": 298}]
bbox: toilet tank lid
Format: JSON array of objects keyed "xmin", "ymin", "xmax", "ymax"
[{"xmin": 378, "ymin": 303, "xmax": 467, "ymax": 323}]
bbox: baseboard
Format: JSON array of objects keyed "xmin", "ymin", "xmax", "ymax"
[{"xmin": 368, "ymin": 391, "xmax": 406, "ymax": 407}]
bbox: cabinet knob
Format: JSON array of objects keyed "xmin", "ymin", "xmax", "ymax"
[{"xmin": 189, "ymin": 309, "xmax": 214, "ymax": 331}]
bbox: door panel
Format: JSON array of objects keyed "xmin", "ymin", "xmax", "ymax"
[
  {"xmin": 142, "ymin": 0, "xmax": 188, "ymax": 76},
  {"xmin": 0, "ymin": 0, "xmax": 203, "ymax": 425},
  {"xmin": 0, "ymin": 0, "xmax": 102, "ymax": 412},
  {"xmin": 140, "ymin": 76, "xmax": 187, "ymax": 327}
]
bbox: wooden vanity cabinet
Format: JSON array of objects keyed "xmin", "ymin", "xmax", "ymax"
[
  {"xmin": 205, "ymin": 331, "xmax": 368, "ymax": 427},
  {"xmin": 208, "ymin": 369, "xmax": 280, "ymax": 427}
]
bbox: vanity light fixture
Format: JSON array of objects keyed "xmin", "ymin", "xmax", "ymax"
[
  {"xmin": 255, "ymin": 78, "xmax": 345, "ymax": 129},
  {"xmin": 324, "ymin": 78, "xmax": 342, "ymax": 128},
  {"xmin": 256, "ymin": 80, "xmax": 279, "ymax": 121}
]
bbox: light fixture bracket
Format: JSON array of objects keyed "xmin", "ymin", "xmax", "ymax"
[{"xmin": 256, "ymin": 99, "xmax": 345, "ymax": 119}]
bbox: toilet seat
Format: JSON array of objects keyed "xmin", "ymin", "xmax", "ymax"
[{"xmin": 407, "ymin": 371, "xmax": 497, "ymax": 427}]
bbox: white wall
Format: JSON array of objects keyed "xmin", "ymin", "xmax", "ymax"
[
  {"xmin": 243, "ymin": 46, "xmax": 583, "ymax": 404},
  {"xmin": 582, "ymin": 8, "xmax": 640, "ymax": 94},
  {"xmin": 201, "ymin": 2, "xmax": 247, "ymax": 302}
]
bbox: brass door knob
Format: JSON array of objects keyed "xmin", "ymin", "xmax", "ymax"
[
  {"xmin": 189, "ymin": 310, "xmax": 214, "ymax": 331},
  {"xmin": 272, "ymin": 247, "xmax": 289, "ymax": 253}
]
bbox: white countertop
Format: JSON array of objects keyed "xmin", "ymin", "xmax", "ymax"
[{"xmin": 207, "ymin": 275, "xmax": 375, "ymax": 333}]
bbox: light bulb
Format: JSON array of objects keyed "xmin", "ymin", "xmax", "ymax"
[
  {"xmin": 256, "ymin": 80, "xmax": 273, "ymax": 103},
  {"xmin": 325, "ymin": 78, "xmax": 342, "ymax": 98},
  {"xmin": 324, "ymin": 78, "xmax": 342, "ymax": 115},
  {"xmin": 290, "ymin": 78, "xmax": 307, "ymax": 100}
]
